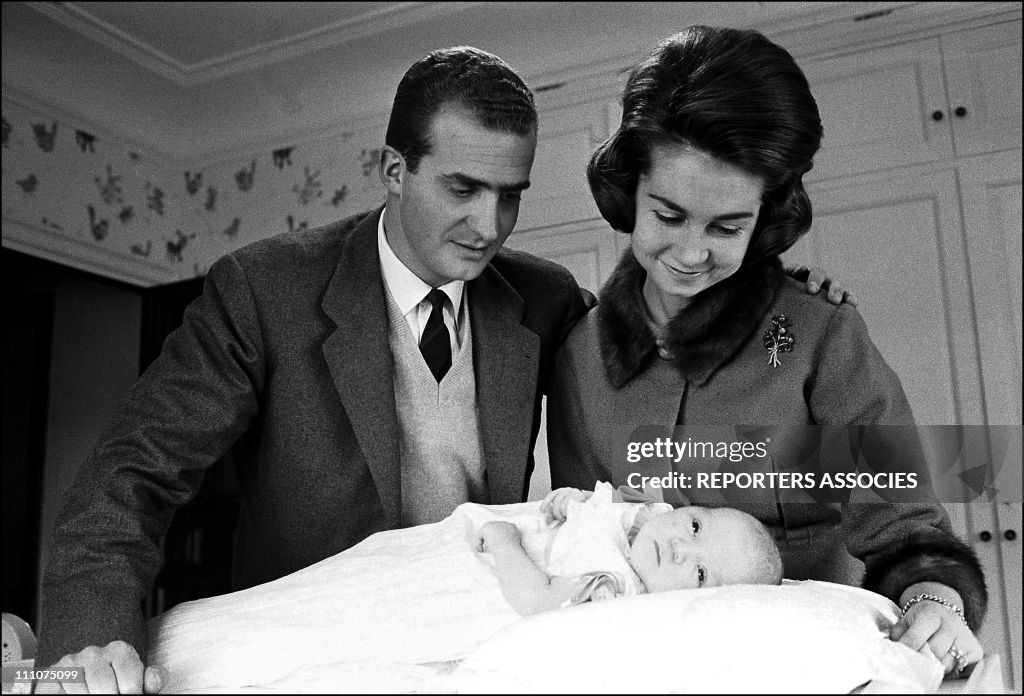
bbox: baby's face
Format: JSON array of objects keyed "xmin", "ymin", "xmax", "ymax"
[{"xmin": 628, "ymin": 506, "xmax": 767, "ymax": 592}]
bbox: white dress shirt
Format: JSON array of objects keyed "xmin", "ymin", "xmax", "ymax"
[{"xmin": 377, "ymin": 211, "xmax": 465, "ymax": 358}]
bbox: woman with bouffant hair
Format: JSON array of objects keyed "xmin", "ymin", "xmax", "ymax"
[
  {"xmin": 548, "ymin": 25, "xmax": 986, "ymax": 680},
  {"xmin": 588, "ymin": 26, "xmax": 820, "ymax": 262}
]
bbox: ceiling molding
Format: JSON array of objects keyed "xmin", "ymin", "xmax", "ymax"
[
  {"xmin": 11, "ymin": 1, "xmax": 1021, "ymax": 169},
  {"xmin": 525, "ymin": 1, "xmax": 1022, "ymax": 112},
  {"xmin": 2, "ymin": 216, "xmax": 179, "ymax": 287},
  {"xmin": 766, "ymin": 1, "xmax": 1022, "ymax": 59},
  {"xmin": 26, "ymin": 1, "xmax": 187, "ymax": 84},
  {"xmin": 26, "ymin": 1, "xmax": 488, "ymax": 86},
  {"xmin": 1, "ymin": 83, "xmax": 186, "ymax": 166}
]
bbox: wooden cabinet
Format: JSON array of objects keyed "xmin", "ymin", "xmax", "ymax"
[
  {"xmin": 941, "ymin": 21, "xmax": 1023, "ymax": 157},
  {"xmin": 504, "ymin": 219, "xmax": 620, "ymax": 295},
  {"xmin": 790, "ymin": 32, "xmax": 1022, "ymax": 686},
  {"xmin": 802, "ymin": 38, "xmax": 955, "ymax": 178},
  {"xmin": 956, "ymin": 148, "xmax": 1023, "ymax": 690},
  {"xmin": 802, "ymin": 20, "xmax": 1022, "ymax": 181},
  {"xmin": 787, "ymin": 151, "xmax": 1022, "ymax": 690},
  {"xmin": 787, "ymin": 165, "xmax": 983, "ymax": 424},
  {"xmin": 958, "ymin": 149, "xmax": 1023, "ymax": 429}
]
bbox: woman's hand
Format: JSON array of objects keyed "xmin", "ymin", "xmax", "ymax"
[
  {"xmin": 476, "ymin": 521, "xmax": 522, "ymax": 553},
  {"xmin": 540, "ymin": 487, "xmax": 591, "ymax": 522},
  {"xmin": 890, "ymin": 583, "xmax": 984, "ymax": 679}
]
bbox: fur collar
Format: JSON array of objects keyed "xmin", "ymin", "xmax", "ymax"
[{"xmin": 597, "ymin": 249, "xmax": 784, "ymax": 387}]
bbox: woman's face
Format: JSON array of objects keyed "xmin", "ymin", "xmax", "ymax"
[{"xmin": 631, "ymin": 144, "xmax": 764, "ymax": 321}]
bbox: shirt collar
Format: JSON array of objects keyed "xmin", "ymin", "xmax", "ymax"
[{"xmin": 377, "ymin": 209, "xmax": 464, "ymax": 317}]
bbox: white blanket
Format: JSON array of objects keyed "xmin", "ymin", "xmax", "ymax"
[
  {"xmin": 146, "ymin": 497, "xmax": 978, "ymax": 694},
  {"xmin": 147, "ymin": 501, "xmax": 549, "ymax": 693}
]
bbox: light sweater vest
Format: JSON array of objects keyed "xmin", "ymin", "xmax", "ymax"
[{"xmin": 384, "ymin": 286, "xmax": 488, "ymax": 526}]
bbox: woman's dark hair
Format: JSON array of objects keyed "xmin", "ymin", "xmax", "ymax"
[
  {"xmin": 588, "ymin": 26, "xmax": 823, "ymax": 262},
  {"xmin": 385, "ymin": 46, "xmax": 538, "ymax": 173}
]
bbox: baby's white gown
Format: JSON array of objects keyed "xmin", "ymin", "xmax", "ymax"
[{"xmin": 147, "ymin": 482, "xmax": 667, "ymax": 692}]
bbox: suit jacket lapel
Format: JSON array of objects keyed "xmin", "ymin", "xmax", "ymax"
[
  {"xmin": 470, "ymin": 265, "xmax": 541, "ymax": 504},
  {"xmin": 321, "ymin": 208, "xmax": 402, "ymax": 528}
]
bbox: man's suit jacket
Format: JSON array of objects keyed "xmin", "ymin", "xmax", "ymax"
[{"xmin": 36, "ymin": 207, "xmax": 593, "ymax": 666}]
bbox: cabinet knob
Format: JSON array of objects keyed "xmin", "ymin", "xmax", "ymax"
[
  {"xmin": 954, "ymin": 106, "xmax": 968, "ymax": 118},
  {"xmin": 979, "ymin": 530, "xmax": 992, "ymax": 542},
  {"xmin": 932, "ymin": 110, "xmax": 944, "ymax": 121},
  {"xmin": 1006, "ymin": 529, "xmax": 1017, "ymax": 541}
]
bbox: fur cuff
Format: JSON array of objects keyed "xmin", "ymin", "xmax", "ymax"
[{"xmin": 862, "ymin": 532, "xmax": 987, "ymax": 631}]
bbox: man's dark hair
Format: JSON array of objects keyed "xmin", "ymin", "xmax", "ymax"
[{"xmin": 385, "ymin": 46, "xmax": 538, "ymax": 173}]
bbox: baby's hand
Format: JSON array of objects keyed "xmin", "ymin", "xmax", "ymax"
[
  {"xmin": 476, "ymin": 521, "xmax": 522, "ymax": 552},
  {"xmin": 540, "ymin": 487, "xmax": 592, "ymax": 522}
]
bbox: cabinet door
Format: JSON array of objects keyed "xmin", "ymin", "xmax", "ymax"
[
  {"xmin": 802, "ymin": 39, "xmax": 953, "ymax": 180},
  {"xmin": 965, "ymin": 498, "xmax": 1023, "ymax": 692},
  {"xmin": 958, "ymin": 149, "xmax": 1023, "ymax": 691},
  {"xmin": 942, "ymin": 20, "xmax": 1023, "ymax": 157},
  {"xmin": 787, "ymin": 166, "xmax": 984, "ymax": 425},
  {"xmin": 790, "ymin": 160, "xmax": 1021, "ymax": 690},
  {"xmin": 504, "ymin": 219, "xmax": 619, "ymax": 501},
  {"xmin": 959, "ymin": 150, "xmax": 1022, "ymax": 428},
  {"xmin": 993, "ymin": 501, "xmax": 1022, "ymax": 692},
  {"xmin": 516, "ymin": 101, "xmax": 604, "ymax": 233},
  {"xmin": 503, "ymin": 219, "xmax": 620, "ymax": 295}
]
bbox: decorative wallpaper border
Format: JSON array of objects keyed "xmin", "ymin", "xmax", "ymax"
[{"xmin": 2, "ymin": 96, "xmax": 388, "ymax": 285}]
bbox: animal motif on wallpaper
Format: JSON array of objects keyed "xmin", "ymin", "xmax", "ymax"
[
  {"xmin": 185, "ymin": 171, "xmax": 203, "ymax": 196},
  {"xmin": 286, "ymin": 215, "xmax": 308, "ymax": 233},
  {"xmin": 95, "ymin": 164, "xmax": 123, "ymax": 205},
  {"xmin": 205, "ymin": 186, "xmax": 217, "ymax": 212},
  {"xmin": 235, "ymin": 160, "xmax": 256, "ymax": 192},
  {"xmin": 331, "ymin": 186, "xmax": 349, "ymax": 207},
  {"xmin": 166, "ymin": 230, "xmax": 197, "ymax": 262},
  {"xmin": 1, "ymin": 116, "xmax": 11, "ymax": 147},
  {"xmin": 292, "ymin": 167, "xmax": 322, "ymax": 205},
  {"xmin": 358, "ymin": 148, "xmax": 381, "ymax": 176},
  {"xmin": 119, "ymin": 206, "xmax": 134, "ymax": 224},
  {"xmin": 32, "ymin": 121, "xmax": 58, "ymax": 152},
  {"xmin": 223, "ymin": 218, "xmax": 241, "ymax": 237},
  {"xmin": 74, "ymin": 129, "xmax": 96, "ymax": 153},
  {"xmin": 131, "ymin": 241, "xmax": 153, "ymax": 257},
  {"xmin": 272, "ymin": 147, "xmax": 294, "ymax": 169},
  {"xmin": 87, "ymin": 205, "xmax": 109, "ymax": 241},
  {"xmin": 15, "ymin": 174, "xmax": 38, "ymax": 195},
  {"xmin": 146, "ymin": 182, "xmax": 166, "ymax": 216},
  {"xmin": 41, "ymin": 217, "xmax": 63, "ymax": 231}
]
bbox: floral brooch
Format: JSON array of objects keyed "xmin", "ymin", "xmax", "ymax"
[{"xmin": 762, "ymin": 314, "xmax": 794, "ymax": 368}]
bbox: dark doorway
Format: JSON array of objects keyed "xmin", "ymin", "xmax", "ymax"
[{"xmin": 2, "ymin": 248, "xmax": 140, "ymax": 625}]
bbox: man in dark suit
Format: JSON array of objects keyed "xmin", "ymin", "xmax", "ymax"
[{"xmin": 34, "ymin": 46, "xmax": 593, "ymax": 693}]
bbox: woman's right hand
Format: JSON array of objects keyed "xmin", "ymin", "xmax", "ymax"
[
  {"xmin": 891, "ymin": 582, "xmax": 984, "ymax": 679},
  {"xmin": 540, "ymin": 487, "xmax": 591, "ymax": 522}
]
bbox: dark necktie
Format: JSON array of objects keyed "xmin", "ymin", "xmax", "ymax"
[{"xmin": 419, "ymin": 289, "xmax": 451, "ymax": 382}]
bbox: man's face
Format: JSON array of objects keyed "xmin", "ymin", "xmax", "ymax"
[{"xmin": 381, "ymin": 106, "xmax": 536, "ymax": 287}]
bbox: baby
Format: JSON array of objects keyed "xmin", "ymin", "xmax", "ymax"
[{"xmin": 476, "ymin": 482, "xmax": 782, "ymax": 616}]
